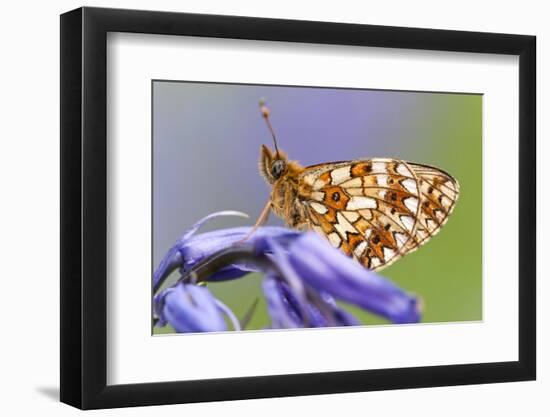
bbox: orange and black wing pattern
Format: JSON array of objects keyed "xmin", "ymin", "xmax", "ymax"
[{"xmin": 298, "ymin": 159, "xmax": 459, "ymax": 271}]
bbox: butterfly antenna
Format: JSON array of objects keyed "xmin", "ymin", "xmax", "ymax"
[{"xmin": 259, "ymin": 99, "xmax": 280, "ymax": 157}]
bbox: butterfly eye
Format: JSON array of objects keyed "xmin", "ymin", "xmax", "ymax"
[{"xmin": 271, "ymin": 159, "xmax": 286, "ymax": 179}]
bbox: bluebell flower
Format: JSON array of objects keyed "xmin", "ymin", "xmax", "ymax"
[
  {"xmin": 282, "ymin": 232, "xmax": 421, "ymax": 324},
  {"xmin": 154, "ymin": 211, "xmax": 299, "ymax": 288},
  {"xmin": 262, "ymin": 274, "xmax": 361, "ymax": 328},
  {"xmin": 154, "ymin": 282, "xmax": 240, "ymax": 333},
  {"xmin": 153, "ymin": 211, "xmax": 421, "ymax": 332}
]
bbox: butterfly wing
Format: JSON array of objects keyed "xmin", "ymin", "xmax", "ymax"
[
  {"xmin": 403, "ymin": 162, "xmax": 460, "ymax": 253},
  {"xmin": 298, "ymin": 158, "xmax": 459, "ymax": 271}
]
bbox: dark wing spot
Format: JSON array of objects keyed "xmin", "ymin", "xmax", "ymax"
[
  {"xmin": 372, "ymin": 235, "xmax": 380, "ymax": 244},
  {"xmin": 332, "ymin": 191, "xmax": 340, "ymax": 202},
  {"xmin": 384, "ymin": 224, "xmax": 391, "ymax": 231}
]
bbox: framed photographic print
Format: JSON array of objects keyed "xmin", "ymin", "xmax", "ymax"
[{"xmin": 60, "ymin": 6, "xmax": 536, "ymax": 409}]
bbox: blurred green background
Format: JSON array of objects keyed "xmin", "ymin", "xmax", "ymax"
[{"xmin": 153, "ymin": 81, "xmax": 482, "ymax": 334}]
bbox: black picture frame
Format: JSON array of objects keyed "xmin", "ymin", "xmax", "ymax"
[{"xmin": 60, "ymin": 6, "xmax": 536, "ymax": 410}]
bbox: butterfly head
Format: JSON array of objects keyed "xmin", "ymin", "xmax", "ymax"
[{"xmin": 259, "ymin": 144, "xmax": 288, "ymax": 184}]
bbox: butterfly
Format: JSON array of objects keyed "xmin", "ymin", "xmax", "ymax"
[{"xmin": 255, "ymin": 100, "xmax": 460, "ymax": 271}]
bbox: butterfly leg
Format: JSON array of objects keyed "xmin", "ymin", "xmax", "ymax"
[{"xmin": 238, "ymin": 200, "xmax": 272, "ymax": 243}]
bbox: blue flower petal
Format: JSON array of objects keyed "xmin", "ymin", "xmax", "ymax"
[
  {"xmin": 181, "ymin": 226, "xmax": 297, "ymax": 262},
  {"xmin": 262, "ymin": 274, "xmax": 328, "ymax": 328},
  {"xmin": 319, "ymin": 292, "xmax": 362, "ymax": 326},
  {"xmin": 262, "ymin": 273, "xmax": 361, "ymax": 329},
  {"xmin": 262, "ymin": 274, "xmax": 302, "ymax": 329},
  {"xmin": 286, "ymin": 232, "xmax": 421, "ymax": 324},
  {"xmin": 153, "ymin": 247, "xmax": 183, "ymax": 288},
  {"xmin": 153, "ymin": 211, "xmax": 300, "ymax": 287},
  {"xmin": 155, "ymin": 283, "xmax": 228, "ymax": 333}
]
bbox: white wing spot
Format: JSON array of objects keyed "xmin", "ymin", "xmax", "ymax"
[
  {"xmin": 440, "ymin": 195, "xmax": 452, "ymax": 209},
  {"xmin": 341, "ymin": 177, "xmax": 362, "ymax": 188},
  {"xmin": 310, "ymin": 202, "xmax": 328, "ymax": 214},
  {"xmin": 313, "ymin": 179, "xmax": 326, "ymax": 190},
  {"xmin": 377, "ymin": 175, "xmax": 388, "ymax": 187},
  {"xmin": 334, "ymin": 212, "xmax": 356, "ymax": 237},
  {"xmin": 372, "ymin": 162, "xmax": 387, "ymax": 173},
  {"xmin": 400, "ymin": 215, "xmax": 415, "ymax": 231},
  {"xmin": 395, "ymin": 232, "xmax": 408, "ymax": 248},
  {"xmin": 404, "ymin": 197, "xmax": 419, "ymax": 214},
  {"xmin": 311, "ymin": 191, "xmax": 325, "ymax": 202},
  {"xmin": 327, "ymin": 232, "xmax": 342, "ymax": 248},
  {"xmin": 343, "ymin": 211, "xmax": 360, "ymax": 223},
  {"xmin": 354, "ymin": 241, "xmax": 367, "ymax": 258},
  {"xmin": 379, "ymin": 190, "xmax": 387, "ymax": 199},
  {"xmin": 402, "ymin": 178, "xmax": 418, "ymax": 194},
  {"xmin": 383, "ymin": 247, "xmax": 396, "ymax": 261},
  {"xmin": 396, "ymin": 163, "xmax": 411, "ymax": 177},
  {"xmin": 346, "ymin": 196, "xmax": 377, "ymax": 210},
  {"xmin": 330, "ymin": 166, "xmax": 351, "ymax": 185},
  {"xmin": 425, "ymin": 218, "xmax": 437, "ymax": 229},
  {"xmin": 371, "ymin": 257, "xmax": 382, "ymax": 268}
]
